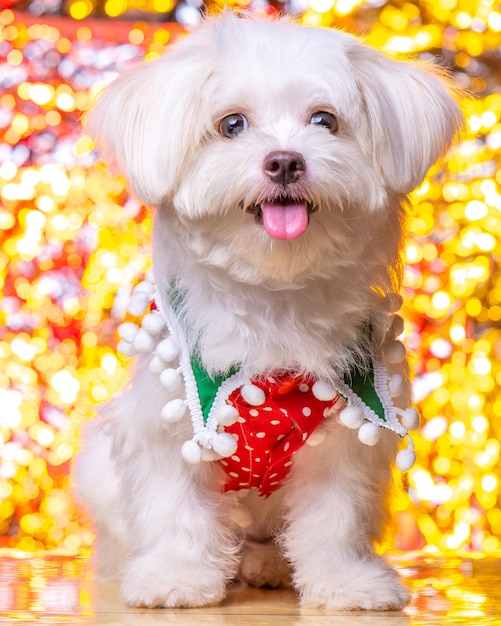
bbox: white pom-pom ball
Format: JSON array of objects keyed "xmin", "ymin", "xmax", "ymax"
[
  {"xmin": 118, "ymin": 322, "xmax": 139, "ymax": 342},
  {"xmin": 241, "ymin": 383, "xmax": 265, "ymax": 406},
  {"xmin": 401, "ymin": 407, "xmax": 420, "ymax": 431},
  {"xmin": 160, "ymin": 399, "xmax": 186, "ymax": 423},
  {"xmin": 156, "ymin": 337, "xmax": 180, "ymax": 363},
  {"xmin": 181, "ymin": 440, "xmax": 202, "ymax": 464},
  {"xmin": 358, "ymin": 422, "xmax": 381, "ymax": 446},
  {"xmin": 133, "ymin": 280, "xmax": 154, "ymax": 296},
  {"xmin": 149, "ymin": 355, "xmax": 165, "ymax": 374},
  {"xmin": 133, "ymin": 328, "xmax": 156, "ymax": 353},
  {"xmin": 128, "ymin": 292, "xmax": 150, "ymax": 316},
  {"xmin": 396, "ymin": 448, "xmax": 416, "ymax": 472},
  {"xmin": 390, "ymin": 314, "xmax": 404, "ymax": 338},
  {"xmin": 388, "ymin": 374, "xmax": 404, "ymax": 397},
  {"xmin": 384, "ymin": 340, "xmax": 406, "ymax": 364},
  {"xmin": 312, "ymin": 380, "xmax": 337, "ymax": 401},
  {"xmin": 217, "ymin": 404, "xmax": 239, "ymax": 426},
  {"xmin": 159, "ymin": 368, "xmax": 182, "ymax": 393},
  {"xmin": 339, "ymin": 406, "xmax": 365, "ymax": 429},
  {"xmin": 117, "ymin": 340, "xmax": 137, "ymax": 357},
  {"xmin": 142, "ymin": 312, "xmax": 166, "ymax": 335},
  {"xmin": 211, "ymin": 432, "xmax": 238, "ymax": 458}
]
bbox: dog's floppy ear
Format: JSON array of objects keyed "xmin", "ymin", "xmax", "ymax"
[
  {"xmin": 84, "ymin": 36, "xmax": 213, "ymax": 206},
  {"xmin": 347, "ymin": 43, "xmax": 464, "ymax": 195}
]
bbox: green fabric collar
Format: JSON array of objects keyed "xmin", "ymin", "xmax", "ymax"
[{"xmin": 190, "ymin": 355, "xmax": 386, "ymax": 426}]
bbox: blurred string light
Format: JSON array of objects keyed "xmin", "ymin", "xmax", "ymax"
[{"xmin": 0, "ymin": 0, "xmax": 500, "ymax": 555}]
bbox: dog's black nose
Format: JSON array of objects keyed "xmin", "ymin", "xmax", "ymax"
[{"xmin": 264, "ymin": 151, "xmax": 305, "ymax": 186}]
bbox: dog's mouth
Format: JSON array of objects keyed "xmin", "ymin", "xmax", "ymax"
[{"xmin": 243, "ymin": 199, "xmax": 318, "ymax": 240}]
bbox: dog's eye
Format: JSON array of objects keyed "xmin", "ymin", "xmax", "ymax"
[
  {"xmin": 220, "ymin": 114, "xmax": 248, "ymax": 138},
  {"xmin": 310, "ymin": 111, "xmax": 338, "ymax": 134}
]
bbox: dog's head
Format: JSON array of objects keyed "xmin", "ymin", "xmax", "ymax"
[{"xmin": 86, "ymin": 13, "xmax": 463, "ymax": 286}]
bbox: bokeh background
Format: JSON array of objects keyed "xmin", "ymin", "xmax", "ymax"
[{"xmin": 0, "ymin": 0, "xmax": 500, "ymax": 556}]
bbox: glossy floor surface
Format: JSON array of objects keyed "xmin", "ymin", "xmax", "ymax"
[{"xmin": 0, "ymin": 552, "xmax": 500, "ymax": 625}]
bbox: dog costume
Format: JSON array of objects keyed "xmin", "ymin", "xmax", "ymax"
[{"xmin": 117, "ymin": 275, "xmax": 419, "ymax": 497}]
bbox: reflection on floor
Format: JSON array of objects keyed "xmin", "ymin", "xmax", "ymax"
[{"xmin": 0, "ymin": 551, "xmax": 500, "ymax": 625}]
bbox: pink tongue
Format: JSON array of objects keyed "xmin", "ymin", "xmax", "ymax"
[{"xmin": 261, "ymin": 202, "xmax": 309, "ymax": 240}]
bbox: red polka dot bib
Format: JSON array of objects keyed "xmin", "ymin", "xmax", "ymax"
[{"xmin": 222, "ymin": 374, "xmax": 346, "ymax": 497}]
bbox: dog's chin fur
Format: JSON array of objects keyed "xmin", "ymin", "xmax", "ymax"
[{"xmin": 75, "ymin": 12, "xmax": 463, "ymax": 611}]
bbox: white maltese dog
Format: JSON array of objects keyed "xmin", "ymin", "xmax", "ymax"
[{"xmin": 75, "ymin": 12, "xmax": 463, "ymax": 611}]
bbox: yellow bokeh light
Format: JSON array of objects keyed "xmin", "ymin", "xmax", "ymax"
[
  {"xmin": 432, "ymin": 291, "xmax": 452, "ymax": 311},
  {"xmin": 56, "ymin": 93, "xmax": 75, "ymax": 112},
  {"xmin": 10, "ymin": 338, "xmax": 37, "ymax": 361},
  {"xmin": 105, "ymin": 0, "xmax": 128, "ymax": 16},
  {"xmin": 311, "ymin": 0, "xmax": 335, "ymax": 12},
  {"xmin": 50, "ymin": 370, "xmax": 80, "ymax": 404},
  {"xmin": 488, "ymin": 12, "xmax": 501, "ymax": 32},
  {"xmin": 464, "ymin": 200, "xmax": 488, "ymax": 221},
  {"xmin": 482, "ymin": 475, "xmax": 498, "ymax": 493},
  {"xmin": 68, "ymin": 0, "xmax": 93, "ymax": 19},
  {"xmin": 129, "ymin": 28, "xmax": 145, "ymax": 45},
  {"xmin": 28, "ymin": 83, "xmax": 54, "ymax": 106},
  {"xmin": 6, "ymin": 49, "xmax": 23, "ymax": 65},
  {"xmin": 37, "ymin": 426, "xmax": 55, "ymax": 447},
  {"xmin": 466, "ymin": 298, "xmax": 482, "ymax": 317}
]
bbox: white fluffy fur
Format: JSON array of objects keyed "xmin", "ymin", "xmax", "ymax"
[{"xmin": 75, "ymin": 13, "xmax": 463, "ymax": 610}]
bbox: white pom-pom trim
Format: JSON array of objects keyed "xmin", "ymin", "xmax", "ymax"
[
  {"xmin": 396, "ymin": 448, "xmax": 416, "ymax": 472},
  {"xmin": 339, "ymin": 406, "xmax": 365, "ymax": 429},
  {"xmin": 160, "ymin": 399, "xmax": 186, "ymax": 422},
  {"xmin": 388, "ymin": 374, "xmax": 404, "ymax": 397},
  {"xmin": 149, "ymin": 355, "xmax": 165, "ymax": 374},
  {"xmin": 128, "ymin": 292, "xmax": 150, "ymax": 317},
  {"xmin": 133, "ymin": 328, "xmax": 156, "ymax": 353},
  {"xmin": 217, "ymin": 404, "xmax": 239, "ymax": 427},
  {"xmin": 142, "ymin": 312, "xmax": 166, "ymax": 335},
  {"xmin": 211, "ymin": 432, "xmax": 238, "ymax": 458},
  {"xmin": 390, "ymin": 314, "xmax": 404, "ymax": 338},
  {"xmin": 312, "ymin": 380, "xmax": 337, "ymax": 401},
  {"xmin": 241, "ymin": 383, "xmax": 265, "ymax": 406},
  {"xmin": 117, "ymin": 340, "xmax": 137, "ymax": 357},
  {"xmin": 358, "ymin": 422, "xmax": 381, "ymax": 446},
  {"xmin": 117, "ymin": 322, "xmax": 139, "ymax": 343},
  {"xmin": 156, "ymin": 337, "xmax": 180, "ymax": 363},
  {"xmin": 159, "ymin": 368, "xmax": 182, "ymax": 393},
  {"xmin": 181, "ymin": 440, "xmax": 202, "ymax": 464},
  {"xmin": 134, "ymin": 280, "xmax": 154, "ymax": 295},
  {"xmin": 383, "ymin": 340, "xmax": 406, "ymax": 364},
  {"xmin": 400, "ymin": 407, "xmax": 420, "ymax": 431}
]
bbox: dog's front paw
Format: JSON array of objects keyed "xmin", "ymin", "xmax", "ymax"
[
  {"xmin": 298, "ymin": 557, "xmax": 410, "ymax": 611},
  {"xmin": 121, "ymin": 556, "xmax": 228, "ymax": 608}
]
